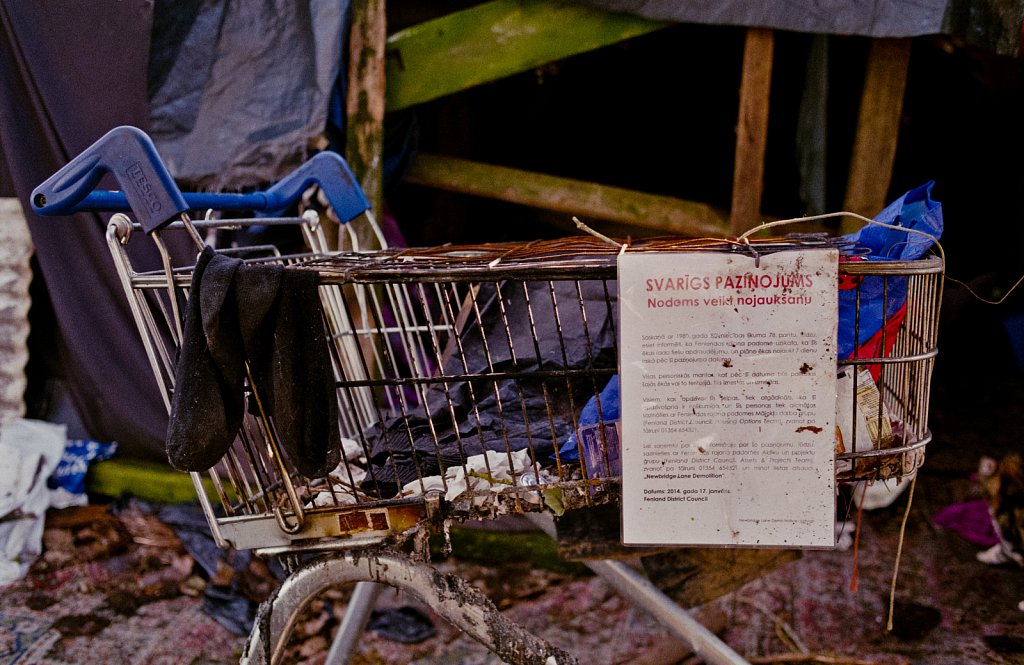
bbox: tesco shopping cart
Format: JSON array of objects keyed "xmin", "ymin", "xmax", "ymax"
[{"xmin": 33, "ymin": 127, "xmax": 943, "ymax": 665}]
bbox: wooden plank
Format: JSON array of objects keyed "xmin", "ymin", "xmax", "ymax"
[
  {"xmin": 405, "ymin": 153, "xmax": 730, "ymax": 237},
  {"xmin": 796, "ymin": 35, "xmax": 830, "ymax": 216},
  {"xmin": 555, "ymin": 503, "xmax": 674, "ymax": 560},
  {"xmin": 556, "ymin": 503, "xmax": 800, "ymax": 606},
  {"xmin": 347, "ymin": 0, "xmax": 388, "ymax": 230},
  {"xmin": 385, "ymin": 0, "xmax": 669, "ymax": 111},
  {"xmin": 842, "ymin": 37, "xmax": 912, "ymax": 231},
  {"xmin": 730, "ymin": 27, "xmax": 774, "ymax": 236},
  {"xmin": 641, "ymin": 547, "xmax": 801, "ymax": 608}
]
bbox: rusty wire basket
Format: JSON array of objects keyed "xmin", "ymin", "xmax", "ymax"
[
  {"xmin": 100, "ymin": 205, "xmax": 943, "ymax": 665},
  {"xmin": 103, "ymin": 222, "xmax": 942, "ymax": 558},
  {"xmin": 34, "ymin": 127, "xmax": 943, "ymax": 665}
]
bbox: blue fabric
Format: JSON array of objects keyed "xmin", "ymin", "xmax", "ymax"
[
  {"xmin": 838, "ymin": 181, "xmax": 943, "ymax": 359},
  {"xmin": 47, "ymin": 439, "xmax": 118, "ymax": 495},
  {"xmin": 850, "ymin": 181, "xmax": 942, "ymax": 262},
  {"xmin": 557, "ymin": 374, "xmax": 619, "ymax": 462},
  {"xmin": 326, "ymin": 0, "xmax": 352, "ymax": 142},
  {"xmin": 554, "ymin": 183, "xmax": 943, "ymax": 456}
]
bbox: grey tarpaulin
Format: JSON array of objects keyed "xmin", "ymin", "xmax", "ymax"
[
  {"xmin": 0, "ymin": 0, "xmax": 352, "ymax": 459},
  {"xmin": 575, "ymin": 0, "xmax": 1023, "ymax": 55},
  {"xmin": 149, "ymin": 0, "xmax": 348, "ymax": 190},
  {"xmin": 0, "ymin": 0, "xmax": 193, "ymax": 460}
]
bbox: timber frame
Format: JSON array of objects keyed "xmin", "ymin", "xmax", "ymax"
[{"xmin": 344, "ymin": 0, "xmax": 911, "ymax": 242}]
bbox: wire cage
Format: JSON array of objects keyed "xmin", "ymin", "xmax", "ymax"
[
  {"xmin": 36, "ymin": 126, "xmax": 944, "ymax": 665},
  {"xmin": 104, "ymin": 217, "xmax": 943, "ymax": 558}
]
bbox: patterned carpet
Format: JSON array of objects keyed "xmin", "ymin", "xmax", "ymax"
[
  {"xmin": 3, "ymin": 469, "xmax": 1023, "ymax": 665},
  {"xmin": 0, "ymin": 502, "xmax": 241, "ymax": 665},
  {"xmin": 1, "ymin": 595, "xmax": 237, "ymax": 665}
]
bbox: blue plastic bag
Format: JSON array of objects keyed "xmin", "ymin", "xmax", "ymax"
[
  {"xmin": 48, "ymin": 439, "xmax": 118, "ymax": 496},
  {"xmin": 557, "ymin": 374, "xmax": 619, "ymax": 462},
  {"xmin": 838, "ymin": 181, "xmax": 943, "ymax": 360}
]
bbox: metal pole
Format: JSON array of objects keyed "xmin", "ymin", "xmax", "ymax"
[
  {"xmin": 324, "ymin": 581, "xmax": 385, "ymax": 665},
  {"xmin": 242, "ymin": 551, "xmax": 577, "ymax": 665}
]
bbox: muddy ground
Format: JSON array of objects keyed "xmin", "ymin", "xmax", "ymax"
[
  {"xmin": 271, "ymin": 465, "xmax": 1024, "ymax": 665},
  {"xmin": 2, "ymin": 338, "xmax": 1023, "ymax": 665},
  {"xmin": 2, "ymin": 457, "xmax": 1022, "ymax": 665}
]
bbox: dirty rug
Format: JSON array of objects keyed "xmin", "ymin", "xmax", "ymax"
[{"xmin": 0, "ymin": 502, "xmax": 241, "ymax": 665}]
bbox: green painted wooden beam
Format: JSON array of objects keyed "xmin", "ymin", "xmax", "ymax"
[
  {"xmin": 385, "ymin": 0, "xmax": 669, "ymax": 111},
  {"xmin": 404, "ymin": 153, "xmax": 730, "ymax": 237},
  {"xmin": 86, "ymin": 458, "xmax": 215, "ymax": 505}
]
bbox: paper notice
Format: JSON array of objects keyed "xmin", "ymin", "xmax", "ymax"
[{"xmin": 618, "ymin": 249, "xmax": 838, "ymax": 547}]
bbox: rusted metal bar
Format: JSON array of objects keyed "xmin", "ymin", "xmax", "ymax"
[{"xmin": 242, "ymin": 550, "xmax": 578, "ymax": 665}]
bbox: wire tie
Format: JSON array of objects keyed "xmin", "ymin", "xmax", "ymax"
[{"xmin": 742, "ymin": 235, "xmax": 761, "ymax": 268}]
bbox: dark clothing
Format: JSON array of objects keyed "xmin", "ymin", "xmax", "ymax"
[{"xmin": 167, "ymin": 248, "xmax": 339, "ymax": 477}]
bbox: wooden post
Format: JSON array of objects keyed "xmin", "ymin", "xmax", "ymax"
[
  {"xmin": 842, "ymin": 38, "xmax": 912, "ymax": 231},
  {"xmin": 730, "ymin": 28, "xmax": 774, "ymax": 236},
  {"xmin": 346, "ymin": 0, "xmax": 387, "ymax": 245}
]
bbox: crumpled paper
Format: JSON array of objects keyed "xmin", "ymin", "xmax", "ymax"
[
  {"xmin": 304, "ymin": 438, "xmax": 369, "ymax": 508},
  {"xmin": 305, "ymin": 454, "xmax": 367, "ymax": 508},
  {"xmin": 0, "ymin": 419, "xmax": 67, "ymax": 585},
  {"xmin": 398, "ymin": 449, "xmax": 535, "ymax": 507}
]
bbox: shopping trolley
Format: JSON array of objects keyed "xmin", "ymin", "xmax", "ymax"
[{"xmin": 33, "ymin": 127, "xmax": 943, "ymax": 665}]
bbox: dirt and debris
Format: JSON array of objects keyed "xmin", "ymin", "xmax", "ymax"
[
  {"xmin": 0, "ymin": 500, "xmax": 259, "ymax": 664},
  {"xmin": 1, "ymin": 444, "xmax": 1023, "ymax": 665}
]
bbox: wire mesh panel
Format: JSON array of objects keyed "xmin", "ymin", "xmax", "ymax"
[
  {"xmin": 833, "ymin": 258, "xmax": 942, "ymax": 481},
  {"xmin": 105, "ymin": 223, "xmax": 942, "ymax": 555}
]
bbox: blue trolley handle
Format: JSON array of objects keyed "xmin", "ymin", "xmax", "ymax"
[
  {"xmin": 32, "ymin": 126, "xmax": 371, "ymax": 229},
  {"xmin": 255, "ymin": 151, "xmax": 371, "ymax": 222},
  {"xmin": 31, "ymin": 126, "xmax": 189, "ymax": 233}
]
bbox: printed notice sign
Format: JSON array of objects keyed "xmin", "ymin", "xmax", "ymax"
[{"xmin": 619, "ymin": 249, "xmax": 838, "ymax": 547}]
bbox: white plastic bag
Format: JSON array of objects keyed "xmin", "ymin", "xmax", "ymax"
[{"xmin": 0, "ymin": 419, "xmax": 66, "ymax": 585}]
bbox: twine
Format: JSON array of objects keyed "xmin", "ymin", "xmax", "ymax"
[{"xmin": 738, "ymin": 211, "xmax": 1024, "ymax": 305}]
